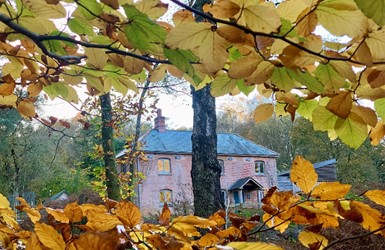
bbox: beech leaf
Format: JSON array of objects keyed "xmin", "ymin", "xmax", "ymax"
[
  {"xmin": 290, "ymin": 156, "xmax": 318, "ymax": 193},
  {"xmin": 253, "ymin": 103, "xmax": 274, "ymax": 123}
]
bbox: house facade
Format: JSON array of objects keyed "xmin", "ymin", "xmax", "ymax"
[{"xmin": 118, "ymin": 110, "xmax": 279, "ymax": 215}]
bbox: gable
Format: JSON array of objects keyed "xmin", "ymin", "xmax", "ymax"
[{"xmin": 137, "ymin": 130, "xmax": 279, "ymax": 157}]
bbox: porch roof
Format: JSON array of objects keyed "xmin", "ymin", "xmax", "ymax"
[{"xmin": 228, "ymin": 177, "xmax": 264, "ymax": 191}]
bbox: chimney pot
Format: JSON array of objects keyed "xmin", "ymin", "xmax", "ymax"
[{"xmin": 154, "ymin": 109, "xmax": 166, "ymax": 132}]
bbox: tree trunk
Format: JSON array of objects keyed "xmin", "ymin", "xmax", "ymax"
[
  {"xmin": 100, "ymin": 93, "xmax": 120, "ymax": 200},
  {"xmin": 191, "ymin": 85, "xmax": 223, "ymax": 218}
]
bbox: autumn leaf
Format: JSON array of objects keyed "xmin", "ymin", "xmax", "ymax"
[
  {"xmin": 370, "ymin": 121, "xmax": 385, "ymax": 146},
  {"xmin": 298, "ymin": 231, "xmax": 328, "ymax": 250},
  {"xmin": 46, "ymin": 208, "xmax": 69, "ymax": 224},
  {"xmin": 326, "ymin": 91, "xmax": 353, "ymax": 119},
  {"xmin": 35, "ymin": 222, "xmax": 66, "ymax": 250},
  {"xmin": 355, "ymin": 0, "xmax": 385, "ymax": 26},
  {"xmin": 262, "ymin": 213, "xmax": 290, "ymax": 233},
  {"xmin": 85, "ymin": 209, "xmax": 121, "ymax": 231},
  {"xmin": 350, "ymin": 201, "xmax": 385, "ymax": 235},
  {"xmin": 290, "ymin": 156, "xmax": 318, "ymax": 193},
  {"xmin": 115, "ymin": 201, "xmax": 141, "ymax": 228},
  {"xmin": 365, "ymin": 190, "xmax": 385, "ymax": 206},
  {"xmin": 159, "ymin": 203, "xmax": 171, "ymax": 226},
  {"xmin": 203, "ymin": 0, "xmax": 240, "ymax": 19},
  {"xmin": 253, "ymin": 103, "xmax": 274, "ymax": 123},
  {"xmin": 64, "ymin": 202, "xmax": 83, "ymax": 223},
  {"xmin": 0, "ymin": 193, "xmax": 10, "ymax": 209},
  {"xmin": 17, "ymin": 100, "xmax": 36, "ymax": 119},
  {"xmin": 335, "ymin": 112, "xmax": 368, "ymax": 149},
  {"xmin": 311, "ymin": 182, "xmax": 351, "ymax": 200},
  {"xmin": 198, "ymin": 233, "xmax": 219, "ymax": 247},
  {"xmin": 0, "ymin": 82, "xmax": 15, "ymax": 96},
  {"xmin": 224, "ymin": 241, "xmax": 283, "ymax": 250}
]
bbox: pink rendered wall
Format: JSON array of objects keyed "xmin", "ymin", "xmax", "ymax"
[{"xmin": 137, "ymin": 154, "xmax": 278, "ymax": 215}]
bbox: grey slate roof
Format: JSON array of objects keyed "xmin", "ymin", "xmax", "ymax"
[
  {"xmin": 130, "ymin": 129, "xmax": 279, "ymax": 157},
  {"xmin": 228, "ymin": 177, "xmax": 264, "ymax": 190}
]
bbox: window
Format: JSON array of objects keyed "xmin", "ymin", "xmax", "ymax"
[
  {"xmin": 255, "ymin": 161, "xmax": 265, "ymax": 174},
  {"xmin": 159, "ymin": 189, "xmax": 172, "ymax": 205},
  {"xmin": 218, "ymin": 160, "xmax": 225, "ymax": 175},
  {"xmin": 158, "ymin": 158, "xmax": 171, "ymax": 175}
]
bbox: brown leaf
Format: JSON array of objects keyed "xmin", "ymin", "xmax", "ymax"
[
  {"xmin": 58, "ymin": 119, "xmax": 70, "ymax": 129},
  {"xmin": 203, "ymin": 0, "xmax": 240, "ymax": 19},
  {"xmin": 49, "ymin": 116, "xmax": 58, "ymax": 125},
  {"xmin": 101, "ymin": 0, "xmax": 119, "ymax": 9},
  {"xmin": 159, "ymin": 202, "xmax": 171, "ymax": 226},
  {"xmin": 72, "ymin": 230, "xmax": 121, "ymax": 250},
  {"xmin": 17, "ymin": 100, "xmax": 36, "ymax": 119},
  {"xmin": 27, "ymin": 82, "xmax": 43, "ymax": 97},
  {"xmin": 0, "ymin": 82, "xmax": 15, "ymax": 96},
  {"xmin": 198, "ymin": 232, "xmax": 219, "ymax": 247},
  {"xmin": 64, "ymin": 202, "xmax": 83, "ymax": 223},
  {"xmin": 326, "ymin": 91, "xmax": 353, "ymax": 119},
  {"xmin": 352, "ymin": 105, "xmax": 377, "ymax": 127}
]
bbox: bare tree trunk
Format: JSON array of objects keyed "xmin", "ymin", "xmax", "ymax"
[
  {"xmin": 100, "ymin": 93, "xmax": 120, "ymax": 200},
  {"xmin": 191, "ymin": 85, "xmax": 223, "ymax": 217}
]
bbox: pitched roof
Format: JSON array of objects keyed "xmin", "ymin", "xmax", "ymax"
[
  {"xmin": 228, "ymin": 177, "xmax": 264, "ymax": 190},
  {"xmin": 277, "ymin": 159, "xmax": 337, "ymax": 176},
  {"xmin": 128, "ymin": 129, "xmax": 279, "ymax": 157}
]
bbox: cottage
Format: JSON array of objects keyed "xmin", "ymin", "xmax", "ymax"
[
  {"xmin": 118, "ymin": 110, "xmax": 279, "ymax": 215},
  {"xmin": 278, "ymin": 159, "xmax": 337, "ymax": 192}
]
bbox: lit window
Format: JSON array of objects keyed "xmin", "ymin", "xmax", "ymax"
[
  {"xmin": 159, "ymin": 189, "xmax": 172, "ymax": 205},
  {"xmin": 218, "ymin": 160, "xmax": 224, "ymax": 175},
  {"xmin": 158, "ymin": 158, "xmax": 171, "ymax": 175},
  {"xmin": 255, "ymin": 161, "xmax": 265, "ymax": 174}
]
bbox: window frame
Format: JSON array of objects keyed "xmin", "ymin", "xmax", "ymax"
[
  {"xmin": 159, "ymin": 189, "xmax": 173, "ymax": 206},
  {"xmin": 157, "ymin": 158, "xmax": 171, "ymax": 175},
  {"xmin": 255, "ymin": 160, "xmax": 265, "ymax": 175}
]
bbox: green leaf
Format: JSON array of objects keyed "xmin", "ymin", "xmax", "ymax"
[
  {"xmin": 68, "ymin": 18, "xmax": 94, "ymax": 36},
  {"xmin": 163, "ymin": 48, "xmax": 198, "ymax": 79},
  {"xmin": 288, "ymin": 70, "xmax": 324, "ymax": 94},
  {"xmin": 374, "ymin": 98, "xmax": 385, "ymax": 120},
  {"xmin": 210, "ymin": 73, "xmax": 239, "ymax": 97},
  {"xmin": 335, "ymin": 113, "xmax": 368, "ymax": 149},
  {"xmin": 312, "ymin": 106, "xmax": 338, "ymax": 131},
  {"xmin": 271, "ymin": 67, "xmax": 298, "ymax": 92},
  {"xmin": 122, "ymin": 4, "xmax": 166, "ymax": 52},
  {"xmin": 355, "ymin": 0, "xmax": 385, "ymax": 26},
  {"xmin": 237, "ymin": 81, "xmax": 254, "ymax": 96},
  {"xmin": 297, "ymin": 99, "xmax": 318, "ymax": 121},
  {"xmin": 78, "ymin": 0, "xmax": 103, "ymax": 20},
  {"xmin": 315, "ymin": 63, "xmax": 346, "ymax": 91},
  {"xmin": 43, "ymin": 83, "xmax": 79, "ymax": 103}
]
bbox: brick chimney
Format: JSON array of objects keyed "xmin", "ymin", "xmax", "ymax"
[{"xmin": 154, "ymin": 109, "xmax": 166, "ymax": 132}]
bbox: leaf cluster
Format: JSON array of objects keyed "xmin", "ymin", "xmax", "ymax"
[{"xmin": 0, "ymin": 156, "xmax": 384, "ymax": 249}]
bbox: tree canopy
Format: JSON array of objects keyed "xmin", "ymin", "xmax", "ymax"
[{"xmin": 1, "ymin": 0, "xmax": 385, "ymax": 149}]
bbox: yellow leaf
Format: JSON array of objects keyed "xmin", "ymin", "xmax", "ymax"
[
  {"xmin": 203, "ymin": 0, "xmax": 240, "ymax": 19},
  {"xmin": 18, "ymin": 16, "xmax": 57, "ymax": 34},
  {"xmin": 148, "ymin": 64, "xmax": 167, "ymax": 83},
  {"xmin": 216, "ymin": 226, "xmax": 242, "ymax": 239},
  {"xmin": 0, "ymin": 82, "xmax": 15, "ymax": 96},
  {"xmin": 85, "ymin": 48, "xmax": 108, "ymax": 69},
  {"xmin": 312, "ymin": 106, "xmax": 338, "ymax": 132},
  {"xmin": 171, "ymin": 215, "xmax": 216, "ymax": 237},
  {"xmin": 135, "ymin": 0, "xmax": 168, "ymax": 20},
  {"xmin": 350, "ymin": 201, "xmax": 385, "ymax": 235},
  {"xmin": 85, "ymin": 210, "xmax": 121, "ymax": 231},
  {"xmin": 115, "ymin": 201, "xmax": 141, "ymax": 228},
  {"xmin": 64, "ymin": 202, "xmax": 83, "ymax": 223},
  {"xmin": 316, "ymin": 1, "xmax": 368, "ymax": 38},
  {"xmin": 198, "ymin": 233, "xmax": 219, "ymax": 247},
  {"xmin": 253, "ymin": 103, "xmax": 274, "ymax": 123},
  {"xmin": 262, "ymin": 213, "xmax": 290, "ymax": 233},
  {"xmin": 26, "ymin": 232, "xmax": 44, "ymax": 250},
  {"xmin": 366, "ymin": 30, "xmax": 385, "ymax": 62},
  {"xmin": 23, "ymin": 0, "xmax": 66, "ymax": 19},
  {"xmin": 166, "ymin": 22, "xmax": 211, "ymax": 51},
  {"xmin": 365, "ymin": 190, "xmax": 385, "ymax": 206},
  {"xmin": 46, "ymin": 208, "xmax": 69, "ymax": 224},
  {"xmin": 198, "ymin": 30, "xmax": 230, "ymax": 73},
  {"xmin": 0, "ymin": 194, "xmax": 10, "ymax": 209},
  {"xmin": 298, "ymin": 231, "xmax": 328, "ymax": 250},
  {"xmin": 225, "ymin": 241, "xmax": 283, "ymax": 250},
  {"xmin": 311, "ymin": 182, "xmax": 351, "ymax": 200},
  {"xmin": 172, "ymin": 9, "xmax": 195, "ymax": 26},
  {"xmin": 290, "ymin": 156, "xmax": 318, "ymax": 193},
  {"xmin": 0, "ymin": 94, "xmax": 17, "ymax": 108},
  {"xmin": 3, "ymin": 58, "xmax": 23, "ymax": 80},
  {"xmin": 35, "ymin": 223, "xmax": 66, "ymax": 250},
  {"xmin": 326, "ymin": 91, "xmax": 353, "ymax": 119},
  {"xmin": 17, "ymin": 100, "xmax": 36, "ymax": 119},
  {"xmin": 277, "ymin": 0, "xmax": 308, "ymax": 22},
  {"xmin": 72, "ymin": 230, "xmax": 121, "ymax": 250},
  {"xmin": 370, "ymin": 121, "xmax": 385, "ymax": 146},
  {"xmin": 236, "ymin": 2, "xmax": 281, "ymax": 33},
  {"xmin": 295, "ymin": 10, "xmax": 318, "ymax": 36}
]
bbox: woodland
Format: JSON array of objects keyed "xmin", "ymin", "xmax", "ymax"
[{"xmin": 1, "ymin": 0, "xmax": 385, "ymax": 249}]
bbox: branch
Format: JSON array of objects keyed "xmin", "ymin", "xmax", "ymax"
[
  {"xmin": 324, "ymin": 224, "xmax": 385, "ymax": 250},
  {"xmin": 0, "ymin": 13, "xmax": 171, "ymax": 65}
]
